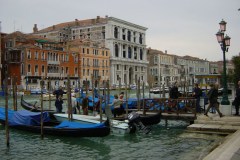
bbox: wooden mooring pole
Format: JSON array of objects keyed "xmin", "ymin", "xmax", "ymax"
[
  {"xmin": 48, "ymin": 79, "xmax": 51, "ymax": 110},
  {"xmin": 4, "ymin": 77, "xmax": 10, "ymax": 147},
  {"xmin": 125, "ymin": 83, "xmax": 128, "ymax": 115},
  {"xmin": 12, "ymin": 76, "xmax": 17, "ymax": 111},
  {"xmin": 67, "ymin": 76, "xmax": 72, "ymax": 121},
  {"xmin": 40, "ymin": 79, "xmax": 44, "ymax": 139}
]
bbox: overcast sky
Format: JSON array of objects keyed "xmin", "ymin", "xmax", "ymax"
[{"xmin": 1, "ymin": 0, "xmax": 239, "ymax": 61}]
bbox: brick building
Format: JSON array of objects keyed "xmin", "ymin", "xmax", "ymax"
[{"xmin": 2, "ymin": 31, "xmax": 110, "ymax": 90}]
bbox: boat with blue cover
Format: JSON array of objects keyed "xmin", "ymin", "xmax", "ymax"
[
  {"xmin": 0, "ymin": 107, "xmax": 110, "ymax": 137},
  {"xmin": 76, "ymin": 94, "xmax": 161, "ymax": 126}
]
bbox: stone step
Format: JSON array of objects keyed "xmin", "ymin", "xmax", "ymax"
[
  {"xmin": 194, "ymin": 120, "xmax": 240, "ymax": 126},
  {"xmin": 187, "ymin": 123, "xmax": 240, "ymax": 133}
]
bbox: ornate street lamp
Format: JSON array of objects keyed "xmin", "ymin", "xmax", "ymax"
[{"xmin": 215, "ymin": 19, "xmax": 231, "ymax": 105}]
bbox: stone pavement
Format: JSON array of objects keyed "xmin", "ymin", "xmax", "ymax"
[{"xmin": 187, "ymin": 113, "xmax": 240, "ymax": 160}]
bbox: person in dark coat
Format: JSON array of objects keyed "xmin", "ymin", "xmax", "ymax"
[
  {"xmin": 82, "ymin": 96, "xmax": 89, "ymax": 115},
  {"xmin": 193, "ymin": 83, "xmax": 202, "ymax": 113},
  {"xmin": 53, "ymin": 86, "xmax": 66, "ymax": 99},
  {"xmin": 234, "ymin": 80, "xmax": 240, "ymax": 116},
  {"xmin": 55, "ymin": 95, "xmax": 63, "ymax": 113},
  {"xmin": 170, "ymin": 82, "xmax": 179, "ymax": 99},
  {"xmin": 204, "ymin": 83, "xmax": 223, "ymax": 117}
]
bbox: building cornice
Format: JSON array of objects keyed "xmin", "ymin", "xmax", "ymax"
[{"xmin": 108, "ymin": 17, "xmax": 148, "ymax": 31}]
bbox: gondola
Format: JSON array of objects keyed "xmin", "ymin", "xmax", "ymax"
[
  {"xmin": 0, "ymin": 107, "xmax": 110, "ymax": 137},
  {"xmin": 114, "ymin": 112, "xmax": 161, "ymax": 126},
  {"xmin": 21, "ymin": 95, "xmax": 55, "ymax": 113},
  {"xmin": 138, "ymin": 112, "xmax": 161, "ymax": 126}
]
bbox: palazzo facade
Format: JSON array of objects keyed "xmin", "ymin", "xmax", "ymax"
[{"xmin": 33, "ymin": 16, "xmax": 148, "ymax": 87}]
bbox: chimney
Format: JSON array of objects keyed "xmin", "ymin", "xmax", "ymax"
[
  {"xmin": 33, "ymin": 24, "xmax": 38, "ymax": 33},
  {"xmin": 92, "ymin": 19, "xmax": 96, "ymax": 24},
  {"xmin": 52, "ymin": 25, "xmax": 55, "ymax": 30},
  {"xmin": 75, "ymin": 19, "xmax": 79, "ymax": 25},
  {"xmin": 165, "ymin": 50, "xmax": 167, "ymax": 54},
  {"xmin": 96, "ymin": 16, "xmax": 100, "ymax": 23}
]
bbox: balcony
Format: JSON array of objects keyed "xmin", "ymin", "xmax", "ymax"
[
  {"xmin": 47, "ymin": 73, "xmax": 60, "ymax": 77},
  {"xmin": 47, "ymin": 61, "xmax": 60, "ymax": 65},
  {"xmin": 27, "ymin": 72, "xmax": 32, "ymax": 76},
  {"xmin": 34, "ymin": 72, "xmax": 39, "ymax": 76}
]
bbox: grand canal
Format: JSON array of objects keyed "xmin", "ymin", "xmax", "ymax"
[{"xmin": 0, "ymin": 93, "xmax": 224, "ymax": 160}]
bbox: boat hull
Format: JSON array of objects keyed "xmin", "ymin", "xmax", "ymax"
[{"xmin": 54, "ymin": 114, "xmax": 133, "ymax": 135}]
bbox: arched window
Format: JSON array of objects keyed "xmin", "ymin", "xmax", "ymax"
[
  {"xmin": 127, "ymin": 31, "xmax": 131, "ymax": 41},
  {"xmin": 114, "ymin": 27, "xmax": 118, "ymax": 39},
  {"xmin": 140, "ymin": 49, "xmax": 143, "ymax": 60},
  {"xmin": 128, "ymin": 47, "xmax": 132, "ymax": 58},
  {"xmin": 139, "ymin": 34, "xmax": 143, "ymax": 44},
  {"xmin": 115, "ymin": 44, "xmax": 119, "ymax": 57}
]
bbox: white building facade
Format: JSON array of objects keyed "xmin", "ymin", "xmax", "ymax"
[
  {"xmin": 105, "ymin": 17, "xmax": 148, "ymax": 86},
  {"xmin": 33, "ymin": 16, "xmax": 148, "ymax": 87}
]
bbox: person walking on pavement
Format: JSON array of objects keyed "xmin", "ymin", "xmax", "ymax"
[
  {"xmin": 193, "ymin": 83, "xmax": 202, "ymax": 113},
  {"xmin": 234, "ymin": 80, "xmax": 240, "ymax": 116},
  {"xmin": 204, "ymin": 83, "xmax": 223, "ymax": 117}
]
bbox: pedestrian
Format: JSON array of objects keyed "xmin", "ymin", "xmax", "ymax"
[
  {"xmin": 53, "ymin": 86, "xmax": 66, "ymax": 99},
  {"xmin": 204, "ymin": 83, "xmax": 223, "ymax": 117},
  {"xmin": 71, "ymin": 93, "xmax": 78, "ymax": 114},
  {"xmin": 82, "ymin": 95, "xmax": 89, "ymax": 115},
  {"xmin": 119, "ymin": 92, "xmax": 125, "ymax": 112},
  {"xmin": 55, "ymin": 95, "xmax": 63, "ymax": 113},
  {"xmin": 169, "ymin": 82, "xmax": 179, "ymax": 99},
  {"xmin": 233, "ymin": 80, "xmax": 240, "ymax": 116},
  {"xmin": 108, "ymin": 94, "xmax": 123, "ymax": 118},
  {"xmin": 192, "ymin": 83, "xmax": 202, "ymax": 113}
]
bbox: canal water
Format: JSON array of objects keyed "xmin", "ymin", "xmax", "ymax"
[{"xmin": 0, "ymin": 94, "xmax": 224, "ymax": 160}]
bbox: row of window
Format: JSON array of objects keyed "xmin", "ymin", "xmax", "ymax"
[
  {"xmin": 24, "ymin": 64, "xmax": 109, "ymax": 77},
  {"xmin": 114, "ymin": 44, "xmax": 144, "ymax": 60},
  {"xmin": 26, "ymin": 49, "xmax": 109, "ymax": 63},
  {"xmin": 116, "ymin": 65, "xmax": 145, "ymax": 72},
  {"xmin": 82, "ymin": 58, "xmax": 108, "ymax": 67},
  {"xmin": 82, "ymin": 69, "xmax": 108, "ymax": 77},
  {"xmin": 114, "ymin": 27, "xmax": 144, "ymax": 44}
]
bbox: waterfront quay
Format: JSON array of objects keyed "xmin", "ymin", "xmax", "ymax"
[{"xmin": 188, "ymin": 113, "xmax": 240, "ymax": 160}]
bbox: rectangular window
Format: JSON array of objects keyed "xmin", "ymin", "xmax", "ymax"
[
  {"xmin": 35, "ymin": 51, "xmax": 38, "ymax": 60},
  {"xmin": 66, "ymin": 67, "xmax": 69, "ymax": 74},
  {"xmin": 42, "ymin": 65, "xmax": 45, "ymax": 73},
  {"xmin": 27, "ymin": 50, "xmax": 31, "ymax": 59},
  {"xmin": 41, "ymin": 52, "xmax": 45, "ymax": 60},
  {"xmin": 35, "ymin": 65, "xmax": 38, "ymax": 72}
]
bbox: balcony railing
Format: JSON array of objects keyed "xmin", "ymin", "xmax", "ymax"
[
  {"xmin": 47, "ymin": 73, "xmax": 61, "ymax": 77},
  {"xmin": 47, "ymin": 61, "xmax": 60, "ymax": 65}
]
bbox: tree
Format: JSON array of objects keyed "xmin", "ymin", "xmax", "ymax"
[{"xmin": 231, "ymin": 56, "xmax": 240, "ymax": 87}]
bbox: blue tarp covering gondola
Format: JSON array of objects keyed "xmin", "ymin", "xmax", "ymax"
[
  {"xmin": 54, "ymin": 120, "xmax": 106, "ymax": 129},
  {"xmin": 9, "ymin": 110, "xmax": 50, "ymax": 126},
  {"xmin": 0, "ymin": 107, "xmax": 15, "ymax": 120}
]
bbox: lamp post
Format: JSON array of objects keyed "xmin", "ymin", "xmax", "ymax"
[{"xmin": 216, "ymin": 19, "xmax": 231, "ymax": 105}]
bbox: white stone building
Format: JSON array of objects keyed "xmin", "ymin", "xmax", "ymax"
[{"xmin": 32, "ymin": 16, "xmax": 148, "ymax": 87}]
